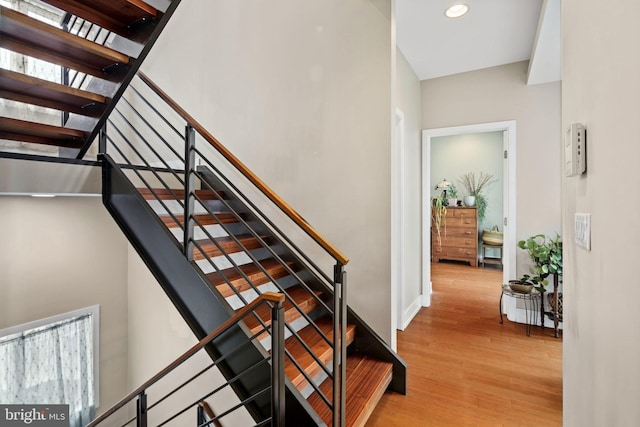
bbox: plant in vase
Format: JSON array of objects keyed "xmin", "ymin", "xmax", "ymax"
[
  {"xmin": 516, "ymin": 234, "xmax": 563, "ymax": 294},
  {"xmin": 447, "ymin": 184, "xmax": 459, "ymax": 207},
  {"xmin": 508, "ymin": 274, "xmax": 537, "ymax": 293},
  {"xmin": 457, "ymin": 172, "xmax": 497, "ymax": 224}
]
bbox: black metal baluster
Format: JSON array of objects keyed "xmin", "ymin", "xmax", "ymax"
[
  {"xmin": 184, "ymin": 125, "xmax": 196, "ymax": 260},
  {"xmin": 333, "ymin": 262, "xmax": 346, "ymax": 426},
  {"xmin": 99, "ymin": 122, "xmax": 107, "ymax": 154},
  {"xmin": 196, "ymin": 404, "xmax": 205, "ymax": 426},
  {"xmin": 271, "ymin": 298, "xmax": 285, "ymax": 427},
  {"xmin": 340, "ymin": 269, "xmax": 347, "ymax": 427},
  {"xmin": 137, "ymin": 391, "xmax": 147, "ymax": 427},
  {"xmin": 60, "ymin": 13, "xmax": 71, "ymax": 126}
]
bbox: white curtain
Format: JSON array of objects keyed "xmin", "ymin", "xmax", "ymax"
[{"xmin": 0, "ymin": 315, "xmax": 95, "ymax": 427}]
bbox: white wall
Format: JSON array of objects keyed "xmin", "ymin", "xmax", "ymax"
[
  {"xmin": 395, "ymin": 49, "xmax": 422, "ymax": 328},
  {"xmin": 142, "ymin": 0, "xmax": 394, "ymax": 342},
  {"xmin": 562, "ymin": 0, "xmax": 640, "ymax": 425},
  {"xmin": 0, "ymin": 158, "xmax": 101, "ymax": 195},
  {"xmin": 430, "ymin": 132, "xmax": 504, "ymax": 231},
  {"xmin": 421, "ymin": 61, "xmax": 561, "ymax": 276},
  {"xmin": 0, "ymin": 196, "xmax": 129, "ymax": 413}
]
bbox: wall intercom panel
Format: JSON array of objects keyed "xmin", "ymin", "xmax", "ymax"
[{"xmin": 565, "ymin": 123, "xmax": 586, "ymax": 176}]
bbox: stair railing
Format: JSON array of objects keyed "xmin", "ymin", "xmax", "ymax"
[
  {"xmin": 60, "ymin": 12, "xmax": 113, "ymax": 93},
  {"xmin": 87, "ymin": 292, "xmax": 286, "ymax": 427},
  {"xmin": 102, "ymin": 72, "xmax": 348, "ymax": 425},
  {"xmin": 59, "ymin": 12, "xmax": 113, "ymax": 127}
]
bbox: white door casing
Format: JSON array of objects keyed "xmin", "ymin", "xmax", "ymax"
[{"xmin": 421, "ymin": 121, "xmax": 517, "ymax": 307}]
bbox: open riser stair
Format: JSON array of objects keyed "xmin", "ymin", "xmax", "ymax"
[
  {"xmin": 0, "ymin": 0, "xmax": 180, "ymax": 156},
  {"xmin": 121, "ymin": 168, "xmax": 397, "ymax": 425},
  {"xmin": 0, "ymin": 1, "xmax": 406, "ymax": 425}
]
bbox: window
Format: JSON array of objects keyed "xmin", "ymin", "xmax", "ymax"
[{"xmin": 0, "ymin": 306, "xmax": 99, "ymax": 427}]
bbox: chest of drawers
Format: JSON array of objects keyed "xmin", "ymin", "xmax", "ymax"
[{"xmin": 432, "ymin": 206, "xmax": 478, "ymax": 267}]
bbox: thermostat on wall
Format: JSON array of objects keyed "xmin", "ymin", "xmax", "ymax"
[{"xmin": 565, "ymin": 123, "xmax": 586, "ymax": 176}]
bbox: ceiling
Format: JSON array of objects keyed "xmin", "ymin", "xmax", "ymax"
[{"xmin": 396, "ymin": 0, "xmax": 561, "ymax": 84}]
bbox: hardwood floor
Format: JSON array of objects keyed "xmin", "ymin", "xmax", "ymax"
[{"xmin": 366, "ymin": 262, "xmax": 562, "ymax": 426}]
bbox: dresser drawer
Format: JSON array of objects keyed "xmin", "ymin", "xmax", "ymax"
[
  {"xmin": 433, "ymin": 246, "xmax": 477, "ymax": 259},
  {"xmin": 445, "ymin": 207, "xmax": 477, "ymax": 219},
  {"xmin": 439, "ymin": 236, "xmax": 476, "ymax": 248},
  {"xmin": 440, "ymin": 226, "xmax": 477, "ymax": 238}
]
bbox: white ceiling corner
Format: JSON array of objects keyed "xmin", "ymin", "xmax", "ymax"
[{"xmin": 397, "ymin": 0, "xmax": 561, "ymax": 83}]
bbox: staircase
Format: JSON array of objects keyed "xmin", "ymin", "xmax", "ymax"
[
  {"xmin": 0, "ymin": 1, "xmax": 406, "ymax": 425},
  {"xmin": 0, "ymin": 0, "xmax": 178, "ymax": 157},
  {"xmin": 131, "ymin": 152, "xmax": 399, "ymax": 425}
]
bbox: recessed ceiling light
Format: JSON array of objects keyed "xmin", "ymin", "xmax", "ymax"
[
  {"xmin": 31, "ymin": 194, "xmax": 56, "ymax": 198},
  {"xmin": 445, "ymin": 4, "xmax": 469, "ymax": 18}
]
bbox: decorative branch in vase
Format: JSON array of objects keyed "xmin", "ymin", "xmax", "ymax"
[{"xmin": 457, "ymin": 171, "xmax": 497, "ymax": 224}]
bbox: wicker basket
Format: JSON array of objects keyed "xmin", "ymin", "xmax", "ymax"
[{"xmin": 482, "ymin": 226, "xmax": 504, "ymax": 245}]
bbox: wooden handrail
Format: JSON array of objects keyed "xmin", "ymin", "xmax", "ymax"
[
  {"xmin": 87, "ymin": 292, "xmax": 286, "ymax": 427},
  {"xmin": 137, "ymin": 72, "xmax": 349, "ymax": 265}
]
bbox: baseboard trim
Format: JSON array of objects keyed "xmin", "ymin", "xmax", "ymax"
[{"xmin": 399, "ymin": 297, "xmax": 422, "ymax": 330}]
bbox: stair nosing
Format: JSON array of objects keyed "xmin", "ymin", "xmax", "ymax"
[
  {"xmin": 0, "ymin": 70, "xmax": 107, "ymax": 117},
  {"xmin": 40, "ymin": 0, "xmax": 158, "ymax": 38},
  {"xmin": 0, "ymin": 6, "xmax": 131, "ymax": 65},
  {"xmin": 0, "ymin": 117, "xmax": 87, "ymax": 139}
]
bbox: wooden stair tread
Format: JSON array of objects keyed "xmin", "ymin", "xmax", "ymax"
[
  {"xmin": 0, "ymin": 68, "xmax": 107, "ymax": 117},
  {"xmin": 193, "ymin": 235, "xmax": 266, "ymax": 261},
  {"xmin": 40, "ymin": 0, "xmax": 158, "ymax": 38},
  {"xmin": 207, "ymin": 259, "xmax": 294, "ymax": 297},
  {"xmin": 242, "ymin": 286, "xmax": 322, "ymax": 335},
  {"xmin": 0, "ymin": 6, "xmax": 130, "ymax": 79},
  {"xmin": 307, "ymin": 354, "xmax": 393, "ymax": 427},
  {"xmin": 138, "ymin": 188, "xmax": 226, "ymax": 201},
  {"xmin": 160, "ymin": 213, "xmax": 239, "ymax": 229},
  {"xmin": 283, "ymin": 316, "xmax": 356, "ymax": 391},
  {"xmin": 0, "ymin": 117, "xmax": 86, "ymax": 148}
]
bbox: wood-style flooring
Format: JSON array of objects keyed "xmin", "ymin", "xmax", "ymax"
[{"xmin": 366, "ymin": 262, "xmax": 562, "ymax": 426}]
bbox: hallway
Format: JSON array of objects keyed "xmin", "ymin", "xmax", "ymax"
[{"xmin": 367, "ymin": 262, "xmax": 562, "ymax": 426}]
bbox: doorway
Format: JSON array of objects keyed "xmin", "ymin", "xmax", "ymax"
[{"xmin": 421, "ymin": 121, "xmax": 516, "ymax": 306}]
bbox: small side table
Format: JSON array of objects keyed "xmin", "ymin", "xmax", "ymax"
[
  {"xmin": 499, "ymin": 284, "xmax": 541, "ymax": 336},
  {"xmin": 482, "ymin": 243, "xmax": 503, "ymax": 269}
]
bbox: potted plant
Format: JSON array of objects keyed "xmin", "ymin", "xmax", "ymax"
[
  {"xmin": 447, "ymin": 184, "xmax": 459, "ymax": 207},
  {"xmin": 508, "ymin": 275, "xmax": 536, "ymax": 293},
  {"xmin": 457, "ymin": 172, "xmax": 497, "ymax": 223},
  {"xmin": 516, "ymin": 234, "xmax": 563, "ymax": 293}
]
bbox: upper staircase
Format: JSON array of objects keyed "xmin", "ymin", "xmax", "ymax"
[
  {"xmin": 0, "ymin": 0, "xmax": 178, "ymax": 156},
  {"xmin": 0, "ymin": 1, "xmax": 406, "ymax": 425}
]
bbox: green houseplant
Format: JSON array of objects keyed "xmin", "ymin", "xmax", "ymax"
[
  {"xmin": 431, "ymin": 195, "xmax": 446, "ymax": 246},
  {"xmin": 517, "ymin": 234, "xmax": 563, "ymax": 293},
  {"xmin": 457, "ymin": 172, "xmax": 497, "ymax": 224}
]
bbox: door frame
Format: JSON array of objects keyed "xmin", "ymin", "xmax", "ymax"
[
  {"xmin": 391, "ymin": 107, "xmax": 405, "ymax": 349},
  {"xmin": 421, "ymin": 121, "xmax": 516, "ymax": 306}
]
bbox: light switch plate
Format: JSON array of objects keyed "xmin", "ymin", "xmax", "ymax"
[{"xmin": 575, "ymin": 213, "xmax": 591, "ymax": 251}]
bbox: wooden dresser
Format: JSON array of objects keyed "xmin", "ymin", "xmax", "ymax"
[{"xmin": 432, "ymin": 206, "xmax": 478, "ymax": 267}]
